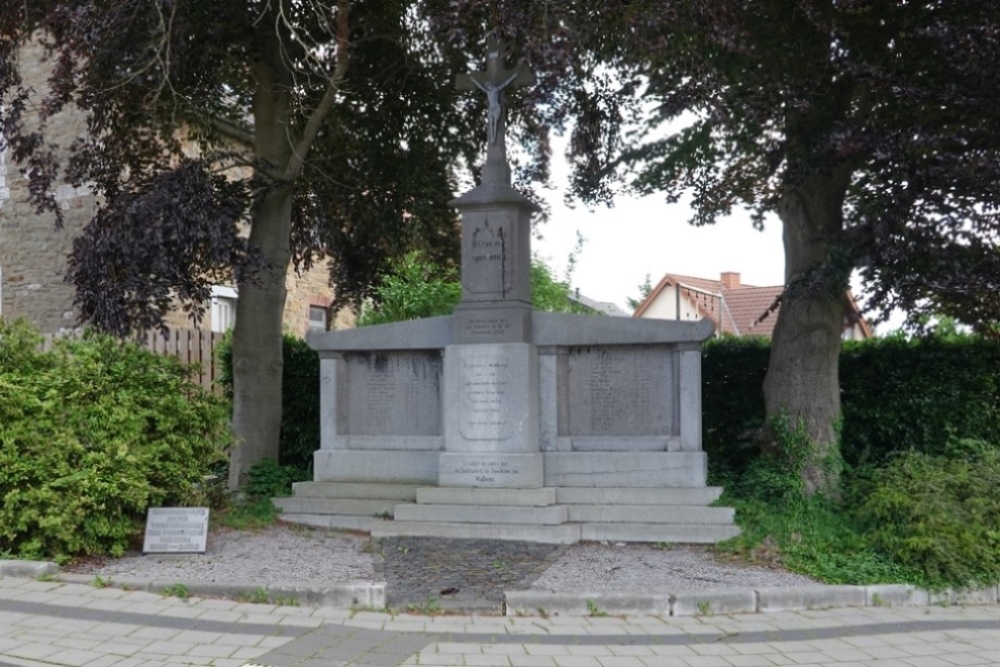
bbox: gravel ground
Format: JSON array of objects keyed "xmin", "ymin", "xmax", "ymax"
[
  {"xmin": 528, "ymin": 542, "xmax": 820, "ymax": 594},
  {"xmin": 64, "ymin": 523, "xmax": 822, "ymax": 611},
  {"xmin": 65, "ymin": 524, "xmax": 377, "ymax": 584}
]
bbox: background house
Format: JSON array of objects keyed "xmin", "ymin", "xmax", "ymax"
[
  {"xmin": 0, "ymin": 39, "xmax": 345, "ymax": 337},
  {"xmin": 633, "ymin": 271, "xmax": 871, "ymax": 340}
]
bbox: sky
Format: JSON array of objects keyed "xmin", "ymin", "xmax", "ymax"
[
  {"xmin": 530, "ymin": 152, "xmax": 786, "ymax": 313},
  {"xmin": 528, "ymin": 142, "xmax": 905, "ymax": 333}
]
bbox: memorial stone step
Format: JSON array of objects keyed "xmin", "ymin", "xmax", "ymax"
[
  {"xmin": 276, "ymin": 513, "xmax": 380, "ymax": 532},
  {"xmin": 416, "ymin": 486, "xmax": 557, "ymax": 506},
  {"xmin": 289, "ymin": 482, "xmax": 422, "ymax": 500},
  {"xmin": 566, "ymin": 505, "xmax": 735, "ymax": 525},
  {"xmin": 555, "ymin": 486, "xmax": 723, "ymax": 506},
  {"xmin": 394, "ymin": 503, "xmax": 568, "ymax": 525},
  {"xmin": 372, "ymin": 520, "xmax": 581, "ymax": 544},
  {"xmin": 580, "ymin": 522, "xmax": 742, "ymax": 544},
  {"xmin": 273, "ymin": 497, "xmax": 406, "ymax": 517}
]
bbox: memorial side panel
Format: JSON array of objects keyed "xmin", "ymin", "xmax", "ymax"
[
  {"xmin": 566, "ymin": 345, "xmax": 674, "ymax": 436},
  {"xmin": 462, "ymin": 212, "xmax": 514, "ymax": 297},
  {"xmin": 459, "ymin": 349, "xmax": 516, "ymax": 440},
  {"xmin": 345, "ymin": 351, "xmax": 442, "ymax": 436}
]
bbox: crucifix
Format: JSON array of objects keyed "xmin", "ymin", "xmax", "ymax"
[{"xmin": 456, "ymin": 35, "xmax": 535, "ymax": 182}]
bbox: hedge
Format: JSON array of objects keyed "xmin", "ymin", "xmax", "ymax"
[{"xmin": 703, "ymin": 333, "xmax": 1000, "ymax": 472}]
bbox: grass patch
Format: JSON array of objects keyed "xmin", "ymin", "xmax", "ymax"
[
  {"xmin": 714, "ymin": 445, "xmax": 1000, "ymax": 592},
  {"xmin": 212, "ymin": 497, "xmax": 280, "ymax": 531},
  {"xmin": 715, "ymin": 494, "xmax": 915, "ymax": 585}
]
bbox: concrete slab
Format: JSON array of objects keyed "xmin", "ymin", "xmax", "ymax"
[
  {"xmin": 393, "ymin": 504, "xmax": 568, "ymax": 525},
  {"xmin": 566, "ymin": 505, "xmax": 734, "ymax": 524},
  {"xmin": 416, "ymin": 487, "xmax": 557, "ymax": 506},
  {"xmin": 555, "ymin": 487, "xmax": 723, "ymax": 506},
  {"xmin": 290, "ymin": 482, "xmax": 423, "ymax": 500},
  {"xmin": 671, "ymin": 589, "xmax": 757, "ymax": 616},
  {"xmin": 579, "ymin": 522, "xmax": 741, "ymax": 544},
  {"xmin": 929, "ymin": 586, "xmax": 999, "ymax": 606},
  {"xmin": 272, "ymin": 497, "xmax": 404, "ymax": 516},
  {"xmin": 504, "ymin": 591, "xmax": 671, "ymax": 617},
  {"xmin": 756, "ymin": 585, "xmax": 866, "ymax": 612},
  {"xmin": 864, "ymin": 584, "xmax": 931, "ymax": 607},
  {"xmin": 277, "ymin": 514, "xmax": 378, "ymax": 532},
  {"xmin": 371, "ymin": 521, "xmax": 580, "ymax": 544},
  {"xmin": 543, "ymin": 452, "xmax": 707, "ymax": 488},
  {"xmin": 0, "ymin": 560, "xmax": 59, "ymax": 578}
]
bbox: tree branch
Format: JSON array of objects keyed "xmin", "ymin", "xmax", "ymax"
[{"xmin": 283, "ymin": 0, "xmax": 351, "ymax": 182}]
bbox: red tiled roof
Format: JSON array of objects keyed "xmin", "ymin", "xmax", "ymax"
[
  {"xmin": 723, "ymin": 286, "xmax": 783, "ymax": 336},
  {"xmin": 633, "ymin": 271, "xmax": 869, "ymax": 339}
]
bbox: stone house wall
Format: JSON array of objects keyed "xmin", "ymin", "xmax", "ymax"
[{"xmin": 0, "ymin": 37, "xmax": 346, "ymax": 337}]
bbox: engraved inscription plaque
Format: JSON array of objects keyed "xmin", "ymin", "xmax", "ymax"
[
  {"xmin": 346, "ymin": 351, "xmax": 442, "ymax": 435},
  {"xmin": 463, "ymin": 213, "xmax": 513, "ymax": 296},
  {"xmin": 459, "ymin": 353, "xmax": 514, "ymax": 440},
  {"xmin": 449, "ymin": 456, "xmax": 522, "ymax": 484},
  {"xmin": 143, "ymin": 507, "xmax": 209, "ymax": 554},
  {"xmin": 566, "ymin": 345, "xmax": 674, "ymax": 436}
]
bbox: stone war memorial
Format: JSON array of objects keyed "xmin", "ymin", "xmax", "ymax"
[{"xmin": 277, "ymin": 37, "xmax": 739, "ymax": 544}]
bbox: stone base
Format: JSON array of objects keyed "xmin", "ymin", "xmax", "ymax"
[
  {"xmin": 543, "ymin": 452, "xmax": 707, "ymax": 487},
  {"xmin": 438, "ymin": 452, "xmax": 544, "ymax": 488},
  {"xmin": 313, "ymin": 451, "xmax": 438, "ymax": 484},
  {"xmin": 371, "ymin": 521, "xmax": 580, "ymax": 544}
]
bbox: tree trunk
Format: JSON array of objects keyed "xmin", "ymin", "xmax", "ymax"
[
  {"xmin": 228, "ymin": 37, "xmax": 295, "ymax": 491},
  {"xmin": 762, "ymin": 168, "xmax": 852, "ymax": 496}
]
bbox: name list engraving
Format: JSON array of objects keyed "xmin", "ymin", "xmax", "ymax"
[
  {"xmin": 347, "ymin": 352, "xmax": 442, "ymax": 436},
  {"xmin": 566, "ymin": 346, "xmax": 674, "ymax": 437},
  {"xmin": 459, "ymin": 357, "xmax": 514, "ymax": 440}
]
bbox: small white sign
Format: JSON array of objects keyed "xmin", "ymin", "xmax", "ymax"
[{"xmin": 143, "ymin": 507, "xmax": 210, "ymax": 554}]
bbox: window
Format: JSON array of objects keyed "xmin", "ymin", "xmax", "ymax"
[
  {"xmin": 210, "ymin": 285, "xmax": 238, "ymax": 333},
  {"xmin": 308, "ymin": 305, "xmax": 328, "ymax": 331}
]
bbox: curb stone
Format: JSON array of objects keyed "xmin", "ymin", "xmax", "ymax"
[
  {"xmin": 6, "ymin": 558, "xmax": 1000, "ymax": 618},
  {"xmin": 0, "ymin": 559, "xmax": 59, "ymax": 578},
  {"xmin": 504, "ymin": 583, "xmax": 1000, "ymax": 617},
  {"xmin": 2, "ymin": 560, "xmax": 386, "ymax": 610}
]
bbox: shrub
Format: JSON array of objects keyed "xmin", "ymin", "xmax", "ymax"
[
  {"xmin": 245, "ymin": 459, "xmax": 310, "ymax": 499},
  {"xmin": 852, "ymin": 449, "xmax": 1000, "ymax": 590},
  {"xmin": 702, "ymin": 333, "xmax": 1000, "ymax": 475},
  {"xmin": 840, "ymin": 334, "xmax": 1000, "ymax": 466},
  {"xmin": 701, "ymin": 336, "xmax": 770, "ymax": 476},
  {"xmin": 0, "ymin": 322, "xmax": 231, "ymax": 561}
]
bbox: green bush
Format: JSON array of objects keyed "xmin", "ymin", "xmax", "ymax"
[
  {"xmin": 0, "ymin": 321, "xmax": 231, "ymax": 561},
  {"xmin": 245, "ymin": 459, "xmax": 310, "ymax": 499},
  {"xmin": 852, "ymin": 449, "xmax": 1000, "ymax": 590},
  {"xmin": 701, "ymin": 336, "xmax": 770, "ymax": 476}
]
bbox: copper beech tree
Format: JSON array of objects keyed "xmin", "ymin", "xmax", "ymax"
[
  {"xmin": 0, "ymin": 0, "xmax": 492, "ymax": 488},
  {"xmin": 431, "ymin": 0, "xmax": 1000, "ymax": 494}
]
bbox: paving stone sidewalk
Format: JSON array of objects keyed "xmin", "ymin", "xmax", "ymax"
[{"xmin": 2, "ymin": 575, "xmax": 1000, "ymax": 667}]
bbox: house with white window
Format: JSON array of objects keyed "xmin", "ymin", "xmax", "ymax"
[{"xmin": 634, "ymin": 271, "xmax": 871, "ymax": 340}]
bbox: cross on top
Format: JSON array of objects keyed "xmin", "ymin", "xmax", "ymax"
[{"xmin": 457, "ymin": 36, "xmax": 535, "ymax": 181}]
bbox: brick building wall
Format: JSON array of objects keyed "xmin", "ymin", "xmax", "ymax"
[
  {"xmin": 0, "ymin": 39, "xmax": 96, "ymax": 333},
  {"xmin": 1, "ymin": 36, "xmax": 345, "ymax": 337}
]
